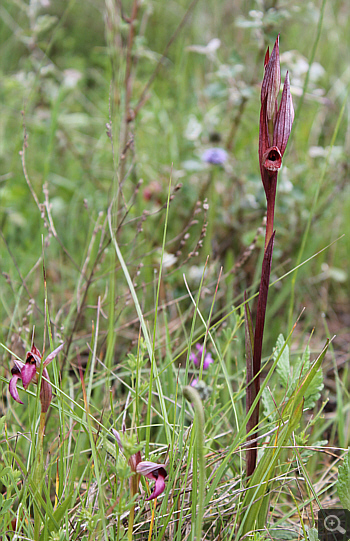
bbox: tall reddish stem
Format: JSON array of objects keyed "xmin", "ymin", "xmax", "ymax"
[{"xmin": 265, "ymin": 184, "xmax": 277, "ymax": 250}]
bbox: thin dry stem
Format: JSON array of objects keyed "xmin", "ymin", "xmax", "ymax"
[
  {"xmin": 118, "ymin": 0, "xmax": 139, "ymax": 195},
  {"xmin": 133, "ymin": 0, "xmax": 201, "ymax": 118},
  {"xmin": 77, "ymin": 212, "xmax": 104, "ymax": 311}
]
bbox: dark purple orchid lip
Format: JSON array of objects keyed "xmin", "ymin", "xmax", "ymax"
[
  {"xmin": 21, "ymin": 363, "xmax": 37, "ymax": 389},
  {"xmin": 136, "ymin": 461, "xmax": 167, "ymax": 501},
  {"xmin": 263, "ymin": 146, "xmax": 282, "ymax": 172},
  {"xmin": 9, "ymin": 374, "xmax": 23, "ymax": 405},
  {"xmin": 112, "ymin": 429, "xmax": 167, "ymax": 500}
]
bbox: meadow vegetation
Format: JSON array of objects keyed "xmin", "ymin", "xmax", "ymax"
[{"xmin": 0, "ymin": 0, "xmax": 350, "ymax": 539}]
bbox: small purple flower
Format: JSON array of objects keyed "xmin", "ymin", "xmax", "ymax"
[
  {"xmin": 201, "ymin": 147, "xmax": 228, "ymax": 165},
  {"xmin": 9, "ymin": 343, "xmax": 64, "ymax": 413},
  {"xmin": 190, "ymin": 343, "xmax": 213, "ymax": 370}
]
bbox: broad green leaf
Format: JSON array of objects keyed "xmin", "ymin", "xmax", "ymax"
[
  {"xmin": 0, "ymin": 466, "xmax": 11, "ymax": 480},
  {"xmin": 0, "ymin": 465, "xmax": 21, "ymax": 487},
  {"xmin": 301, "ymin": 344, "xmax": 311, "ymax": 367},
  {"xmin": 270, "ymin": 526, "xmax": 301, "ymax": 539}
]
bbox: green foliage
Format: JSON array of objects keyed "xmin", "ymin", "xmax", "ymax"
[
  {"xmin": 337, "ymin": 449, "xmax": 350, "ymax": 511},
  {"xmin": 0, "ymin": 464, "xmax": 21, "ymax": 488},
  {"xmin": 262, "ymin": 334, "xmax": 324, "ymax": 422},
  {"xmin": 0, "ymin": 0, "xmax": 348, "ymax": 538},
  {"xmin": 114, "ymin": 455, "xmax": 132, "ymax": 481},
  {"xmin": 239, "ymin": 337, "xmax": 329, "ymax": 537},
  {"xmin": 274, "ymin": 333, "xmax": 291, "ymax": 388},
  {"xmin": 118, "ymin": 432, "xmax": 143, "ymax": 461},
  {"xmin": 306, "ymin": 528, "xmax": 320, "ymax": 541},
  {"xmin": 0, "ymin": 492, "xmax": 14, "ymax": 517},
  {"xmin": 48, "ymin": 530, "xmax": 68, "ymax": 541}
]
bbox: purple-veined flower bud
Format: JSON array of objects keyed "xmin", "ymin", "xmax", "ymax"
[
  {"xmin": 261, "ymin": 35, "xmax": 281, "ymax": 124},
  {"xmin": 259, "ymin": 36, "xmax": 294, "ymax": 197}
]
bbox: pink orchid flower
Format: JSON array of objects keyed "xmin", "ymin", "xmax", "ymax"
[
  {"xmin": 9, "ymin": 343, "xmax": 64, "ymax": 413},
  {"xmin": 136, "ymin": 461, "xmax": 167, "ymax": 501},
  {"xmin": 112, "ymin": 428, "xmax": 167, "ymax": 501}
]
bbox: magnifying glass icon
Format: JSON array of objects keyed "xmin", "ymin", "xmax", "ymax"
[{"xmin": 324, "ymin": 514, "xmax": 346, "ymax": 535}]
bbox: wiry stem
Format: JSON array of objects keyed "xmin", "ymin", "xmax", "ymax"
[
  {"xmin": 33, "ymin": 412, "xmax": 46, "ymax": 540},
  {"xmin": 183, "ymin": 386, "xmax": 205, "ymax": 541},
  {"xmin": 127, "ymin": 504, "xmax": 135, "ymax": 541},
  {"xmin": 118, "ymin": 0, "xmax": 138, "ymax": 221}
]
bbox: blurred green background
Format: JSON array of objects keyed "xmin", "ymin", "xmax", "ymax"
[{"xmin": 0, "ymin": 0, "xmax": 349, "ymax": 362}]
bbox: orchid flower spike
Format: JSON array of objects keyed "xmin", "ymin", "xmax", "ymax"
[
  {"xmin": 112, "ymin": 428, "xmax": 167, "ymax": 501},
  {"xmin": 9, "ymin": 343, "xmax": 64, "ymax": 413},
  {"xmin": 259, "ymin": 35, "xmax": 294, "ymax": 196}
]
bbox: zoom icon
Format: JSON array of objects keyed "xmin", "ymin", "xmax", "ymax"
[{"xmin": 318, "ymin": 509, "xmax": 350, "ymax": 540}]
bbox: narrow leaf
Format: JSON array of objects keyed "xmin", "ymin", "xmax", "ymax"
[
  {"xmin": 274, "ymin": 334, "xmax": 290, "ymax": 388},
  {"xmin": 239, "ymin": 398, "xmax": 304, "ymax": 537},
  {"xmin": 247, "ymin": 231, "xmax": 275, "ymax": 478},
  {"xmin": 337, "ymin": 449, "xmax": 350, "ymax": 510},
  {"xmin": 39, "ymin": 492, "xmax": 73, "ymax": 541},
  {"xmin": 244, "ymin": 291, "xmax": 256, "ymax": 479}
]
